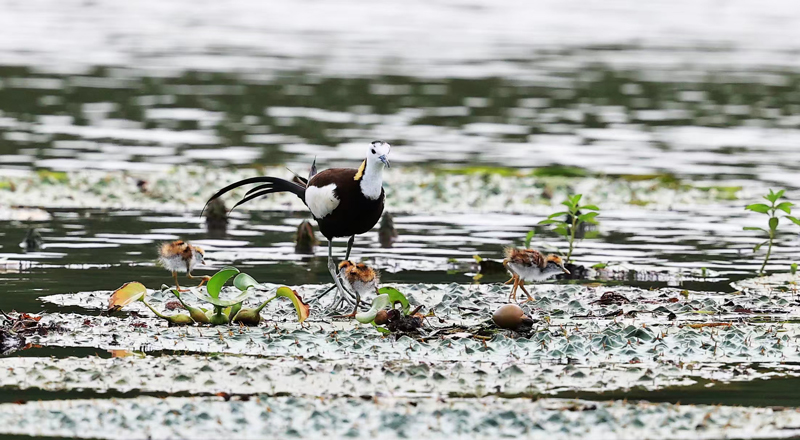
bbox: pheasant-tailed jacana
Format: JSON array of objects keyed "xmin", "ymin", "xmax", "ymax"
[
  {"xmin": 158, "ymin": 240, "xmax": 210, "ymax": 291},
  {"xmin": 503, "ymin": 248, "xmax": 569, "ymax": 302},
  {"xmin": 203, "ymin": 140, "xmax": 391, "ymax": 309}
]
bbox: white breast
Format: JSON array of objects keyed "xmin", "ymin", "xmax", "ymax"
[
  {"xmin": 305, "ymin": 183, "xmax": 340, "ymax": 218},
  {"xmin": 509, "ymin": 263, "xmax": 552, "ymax": 282},
  {"xmin": 160, "ymin": 255, "xmax": 192, "ymax": 273}
]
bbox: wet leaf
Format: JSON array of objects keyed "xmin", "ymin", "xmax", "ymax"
[
  {"xmin": 192, "ymin": 287, "xmax": 251, "ymax": 307},
  {"xmin": 377, "ymin": 287, "xmax": 410, "ymax": 315},
  {"xmin": 207, "ymin": 267, "xmax": 240, "ymax": 299},
  {"xmin": 107, "ymin": 282, "xmax": 147, "ymax": 311},
  {"xmin": 233, "ymin": 273, "xmax": 258, "ymax": 292},
  {"xmin": 356, "ymin": 294, "xmax": 391, "ymax": 324},
  {"xmin": 275, "ymin": 287, "xmax": 310, "ymax": 323}
]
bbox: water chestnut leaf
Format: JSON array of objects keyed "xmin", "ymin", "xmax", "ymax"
[
  {"xmin": 207, "ymin": 267, "xmax": 240, "ymax": 299},
  {"xmin": 233, "ymin": 273, "xmax": 258, "ymax": 292},
  {"xmin": 192, "ymin": 287, "xmax": 251, "ymax": 308},
  {"xmin": 377, "ymin": 287, "xmax": 410, "ymax": 315},
  {"xmin": 275, "ymin": 286, "xmax": 310, "ymax": 323},
  {"xmin": 356, "ymin": 294, "xmax": 391, "ymax": 324},
  {"xmin": 108, "ymin": 282, "xmax": 147, "ymax": 311}
]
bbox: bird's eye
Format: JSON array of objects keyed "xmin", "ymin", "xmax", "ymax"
[{"xmin": 371, "ymin": 148, "xmax": 376, "ymax": 154}]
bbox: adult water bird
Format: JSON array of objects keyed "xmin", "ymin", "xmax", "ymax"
[{"xmin": 203, "ymin": 140, "xmax": 392, "ymax": 309}]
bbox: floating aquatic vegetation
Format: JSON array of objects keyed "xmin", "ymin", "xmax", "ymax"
[
  {"xmin": 743, "ymin": 189, "xmax": 800, "ymax": 275},
  {"xmin": 356, "ymin": 287, "xmax": 423, "ymax": 334},
  {"xmin": 105, "ymin": 267, "xmax": 308, "ymax": 326},
  {"xmin": 0, "ymin": 166, "xmax": 739, "ymax": 214},
  {"xmin": 1, "ymin": 395, "xmax": 800, "ymax": 439}
]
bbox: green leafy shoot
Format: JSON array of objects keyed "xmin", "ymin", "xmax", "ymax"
[
  {"xmin": 524, "ymin": 230, "xmax": 535, "ymax": 249},
  {"xmin": 792, "ymin": 263, "xmax": 798, "ymax": 276},
  {"xmin": 744, "ymin": 189, "xmax": 800, "ymax": 275},
  {"xmin": 538, "ymin": 194, "xmax": 600, "ymax": 262}
]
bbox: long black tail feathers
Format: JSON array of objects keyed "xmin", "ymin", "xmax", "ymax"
[{"xmin": 201, "ymin": 176, "xmax": 306, "ymax": 217}]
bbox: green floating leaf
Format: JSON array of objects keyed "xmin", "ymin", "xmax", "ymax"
[
  {"xmin": 276, "ymin": 286, "xmax": 310, "ymax": 323},
  {"xmin": 746, "ymin": 203, "xmax": 771, "ymax": 214},
  {"xmin": 524, "ymin": 230, "xmax": 535, "ymax": 249},
  {"xmin": 207, "ymin": 267, "xmax": 240, "ymax": 299},
  {"xmin": 377, "ymin": 286, "xmax": 410, "ymax": 315},
  {"xmin": 108, "ymin": 282, "xmax": 147, "ymax": 311},
  {"xmin": 356, "ymin": 294, "xmax": 391, "ymax": 324},
  {"xmin": 192, "ymin": 287, "xmax": 251, "ymax": 307},
  {"xmin": 233, "ymin": 273, "xmax": 259, "ymax": 292}
]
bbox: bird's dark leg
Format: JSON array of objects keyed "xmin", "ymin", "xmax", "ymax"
[
  {"xmin": 325, "ymin": 240, "xmax": 355, "ymax": 311},
  {"xmin": 344, "ymin": 235, "xmax": 355, "ymax": 261}
]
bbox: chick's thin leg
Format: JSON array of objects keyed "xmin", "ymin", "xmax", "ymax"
[
  {"xmin": 173, "ymin": 272, "xmax": 188, "ymax": 292},
  {"xmin": 187, "ymin": 272, "xmax": 212, "ymax": 288}
]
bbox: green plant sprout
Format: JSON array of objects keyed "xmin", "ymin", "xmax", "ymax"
[
  {"xmin": 792, "ymin": 263, "xmax": 798, "ymax": 276},
  {"xmin": 108, "ymin": 267, "xmax": 309, "ymax": 326},
  {"xmin": 538, "ymin": 194, "xmax": 600, "ymax": 262},
  {"xmin": 743, "ymin": 189, "xmax": 800, "ymax": 276}
]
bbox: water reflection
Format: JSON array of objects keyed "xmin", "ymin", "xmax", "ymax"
[{"xmin": 2, "ymin": 66, "xmax": 800, "ymax": 189}]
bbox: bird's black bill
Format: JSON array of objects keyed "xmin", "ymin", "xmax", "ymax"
[{"xmin": 379, "ymin": 155, "xmax": 390, "ymax": 168}]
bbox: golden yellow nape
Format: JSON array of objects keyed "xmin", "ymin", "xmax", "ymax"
[{"xmin": 353, "ymin": 160, "xmax": 367, "ymax": 181}]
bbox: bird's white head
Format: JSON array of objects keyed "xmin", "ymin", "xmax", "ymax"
[
  {"xmin": 192, "ymin": 246, "xmax": 207, "ymax": 265},
  {"xmin": 367, "ymin": 140, "xmax": 391, "ymax": 169}
]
